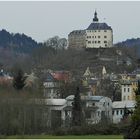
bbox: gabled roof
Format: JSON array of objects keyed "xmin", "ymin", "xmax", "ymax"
[
  {"xmin": 44, "ymin": 72, "xmax": 57, "ymax": 82},
  {"xmin": 87, "ymin": 23, "xmax": 112, "ymax": 30},
  {"xmin": 83, "ymin": 67, "xmax": 92, "ymax": 77}
]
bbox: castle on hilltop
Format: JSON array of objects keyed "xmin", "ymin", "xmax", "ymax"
[{"xmin": 68, "ymin": 11, "xmax": 113, "ymax": 49}]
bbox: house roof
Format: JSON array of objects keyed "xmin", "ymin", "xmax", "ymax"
[
  {"xmin": 44, "ymin": 72, "xmax": 57, "ymax": 82},
  {"xmin": 66, "ymin": 95, "xmax": 104, "ymax": 102},
  {"xmin": 45, "ymin": 99, "xmax": 67, "ymax": 106},
  {"xmin": 87, "ymin": 23, "xmax": 112, "ymax": 30},
  {"xmin": 87, "ymin": 79, "xmax": 98, "ymax": 85},
  {"xmin": 69, "ymin": 30, "xmax": 86, "ymax": 36},
  {"xmin": 86, "ymin": 96, "xmax": 104, "ymax": 101},
  {"xmin": 112, "ymin": 101, "xmax": 136, "ymax": 109},
  {"xmin": 83, "ymin": 67, "xmax": 92, "ymax": 77},
  {"xmin": 66, "ymin": 95, "xmax": 74, "ymax": 100}
]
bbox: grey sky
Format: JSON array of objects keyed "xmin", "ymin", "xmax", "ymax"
[{"xmin": 0, "ymin": 1, "xmax": 139, "ymax": 43}]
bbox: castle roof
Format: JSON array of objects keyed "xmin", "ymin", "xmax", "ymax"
[
  {"xmin": 87, "ymin": 22, "xmax": 112, "ymax": 30},
  {"xmin": 69, "ymin": 30, "xmax": 85, "ymax": 36}
]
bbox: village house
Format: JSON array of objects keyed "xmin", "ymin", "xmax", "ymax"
[
  {"xmin": 82, "ymin": 67, "xmax": 99, "ymax": 96},
  {"xmin": 112, "ymin": 100, "xmax": 135, "ymax": 123},
  {"xmin": 51, "ymin": 70, "xmax": 71, "ymax": 83},
  {"xmin": 43, "ymin": 72, "xmax": 60, "ymax": 98},
  {"xmin": 44, "ymin": 95, "xmax": 112, "ymax": 128},
  {"xmin": 112, "ymin": 73, "xmax": 138, "ymax": 123}
]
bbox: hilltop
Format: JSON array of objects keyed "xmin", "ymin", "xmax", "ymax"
[
  {"xmin": 0, "ymin": 29, "xmax": 41, "ymax": 54},
  {"xmin": 0, "ymin": 29, "xmax": 139, "ymax": 75}
]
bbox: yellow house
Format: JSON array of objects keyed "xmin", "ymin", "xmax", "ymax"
[{"xmin": 120, "ymin": 74, "xmax": 137, "ymax": 101}]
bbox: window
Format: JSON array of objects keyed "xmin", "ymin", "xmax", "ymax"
[
  {"xmin": 104, "ymin": 41, "xmax": 107, "ymax": 43},
  {"xmin": 104, "ymin": 30, "xmax": 107, "ymax": 32},
  {"xmin": 108, "ymin": 102, "xmax": 109, "ymax": 106},
  {"xmin": 104, "ymin": 36, "xmax": 107, "ymax": 38},
  {"xmin": 120, "ymin": 110, "xmax": 123, "ymax": 115},
  {"xmin": 95, "ymin": 41, "xmax": 97, "ymax": 43},
  {"xmin": 88, "ymin": 41, "xmax": 91, "ymax": 44},
  {"xmin": 105, "ymin": 44, "xmax": 107, "ymax": 47},
  {"xmin": 98, "ymin": 36, "xmax": 100, "ymax": 38},
  {"xmin": 95, "ymin": 30, "xmax": 96, "ymax": 32},
  {"xmin": 128, "ymin": 88, "xmax": 130, "ymax": 92},
  {"xmin": 92, "ymin": 103, "xmax": 95, "ymax": 106},
  {"xmin": 123, "ymin": 96, "xmax": 126, "ymax": 100},
  {"xmin": 98, "ymin": 30, "xmax": 100, "ymax": 32},
  {"xmin": 92, "ymin": 36, "xmax": 94, "ymax": 38},
  {"xmin": 98, "ymin": 111, "xmax": 100, "ymax": 116},
  {"xmin": 98, "ymin": 41, "xmax": 100, "ymax": 43},
  {"xmin": 92, "ymin": 41, "xmax": 94, "ymax": 43},
  {"xmin": 124, "ymin": 88, "xmax": 126, "ymax": 92},
  {"xmin": 116, "ymin": 110, "xmax": 119, "ymax": 115},
  {"xmin": 95, "ymin": 36, "xmax": 96, "ymax": 38},
  {"xmin": 71, "ymin": 102, "xmax": 74, "ymax": 106},
  {"xmin": 112, "ymin": 110, "xmax": 114, "ymax": 115}
]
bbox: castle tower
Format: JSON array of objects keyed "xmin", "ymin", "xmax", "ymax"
[
  {"xmin": 86, "ymin": 10, "xmax": 113, "ymax": 48},
  {"xmin": 93, "ymin": 11, "xmax": 99, "ymax": 22}
]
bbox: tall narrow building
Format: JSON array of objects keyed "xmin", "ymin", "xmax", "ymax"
[{"xmin": 86, "ymin": 11, "xmax": 113, "ymax": 48}]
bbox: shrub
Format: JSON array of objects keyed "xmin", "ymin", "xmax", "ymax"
[{"xmin": 52, "ymin": 123, "xmax": 124, "ymax": 136}]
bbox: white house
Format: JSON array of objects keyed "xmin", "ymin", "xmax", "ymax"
[
  {"xmin": 86, "ymin": 11, "xmax": 113, "ymax": 49},
  {"xmin": 112, "ymin": 100, "xmax": 136, "ymax": 123},
  {"xmin": 42, "ymin": 95, "xmax": 112, "ymax": 127},
  {"xmin": 64, "ymin": 95, "xmax": 112, "ymax": 124},
  {"xmin": 43, "ymin": 73, "xmax": 59, "ymax": 98}
]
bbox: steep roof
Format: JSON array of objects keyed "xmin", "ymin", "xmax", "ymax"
[
  {"xmin": 69, "ymin": 30, "xmax": 86, "ymax": 36},
  {"xmin": 44, "ymin": 72, "xmax": 57, "ymax": 82},
  {"xmin": 87, "ymin": 23, "xmax": 112, "ymax": 30},
  {"xmin": 83, "ymin": 67, "xmax": 92, "ymax": 77}
]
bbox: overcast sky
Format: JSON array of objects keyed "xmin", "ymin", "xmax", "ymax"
[{"xmin": 0, "ymin": 1, "xmax": 139, "ymax": 43}]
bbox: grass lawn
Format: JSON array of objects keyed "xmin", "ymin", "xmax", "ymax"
[{"xmin": 0, "ymin": 135, "xmax": 123, "ymax": 139}]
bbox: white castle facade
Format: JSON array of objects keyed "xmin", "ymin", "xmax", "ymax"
[{"xmin": 68, "ymin": 11, "xmax": 113, "ymax": 49}]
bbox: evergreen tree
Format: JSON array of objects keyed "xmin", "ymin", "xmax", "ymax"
[
  {"xmin": 13, "ymin": 70, "xmax": 26, "ymax": 90},
  {"xmin": 72, "ymin": 87, "xmax": 83, "ymax": 126},
  {"xmin": 124, "ymin": 80, "xmax": 140, "ymax": 138}
]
